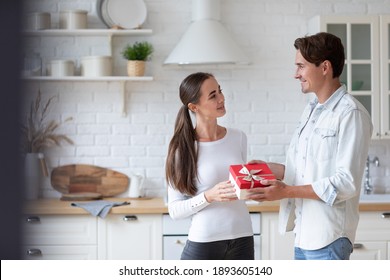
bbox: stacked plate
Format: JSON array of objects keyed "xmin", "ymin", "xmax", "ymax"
[{"xmin": 97, "ymin": 0, "xmax": 147, "ymax": 29}]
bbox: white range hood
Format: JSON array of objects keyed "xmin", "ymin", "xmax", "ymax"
[{"xmin": 164, "ymin": 0, "xmax": 250, "ymax": 65}]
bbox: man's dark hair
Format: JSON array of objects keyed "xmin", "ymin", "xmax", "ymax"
[{"xmin": 294, "ymin": 32, "xmax": 345, "ymax": 78}]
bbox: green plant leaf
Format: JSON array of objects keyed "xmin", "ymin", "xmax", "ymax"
[{"xmin": 122, "ymin": 41, "xmax": 154, "ymax": 61}]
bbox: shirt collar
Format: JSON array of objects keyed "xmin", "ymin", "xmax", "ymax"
[{"xmin": 310, "ymin": 84, "xmax": 347, "ymax": 112}]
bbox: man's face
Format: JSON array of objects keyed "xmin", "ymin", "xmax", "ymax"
[{"xmin": 294, "ymin": 50, "xmax": 324, "ymax": 94}]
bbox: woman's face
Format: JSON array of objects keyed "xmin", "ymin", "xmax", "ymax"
[{"xmin": 190, "ymin": 76, "xmax": 226, "ymax": 120}]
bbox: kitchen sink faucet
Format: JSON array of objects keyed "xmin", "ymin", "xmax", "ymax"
[{"xmin": 363, "ymin": 156, "xmax": 380, "ymax": 194}]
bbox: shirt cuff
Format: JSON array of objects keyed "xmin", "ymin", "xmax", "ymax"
[
  {"xmin": 312, "ymin": 179, "xmax": 337, "ymax": 206},
  {"xmin": 190, "ymin": 192, "xmax": 210, "ymax": 212}
]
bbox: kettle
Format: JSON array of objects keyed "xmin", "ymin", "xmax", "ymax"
[{"xmin": 128, "ymin": 173, "xmax": 145, "ymax": 198}]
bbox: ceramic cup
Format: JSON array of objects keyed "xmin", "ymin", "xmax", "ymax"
[{"xmin": 128, "ymin": 174, "xmax": 145, "ymax": 198}]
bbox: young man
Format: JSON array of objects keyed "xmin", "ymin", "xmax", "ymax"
[{"xmin": 248, "ymin": 32, "xmax": 373, "ymax": 260}]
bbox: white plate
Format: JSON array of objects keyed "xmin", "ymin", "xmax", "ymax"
[
  {"xmin": 100, "ymin": 0, "xmax": 147, "ymax": 29},
  {"xmin": 96, "ymin": 0, "xmax": 105, "ymax": 26}
]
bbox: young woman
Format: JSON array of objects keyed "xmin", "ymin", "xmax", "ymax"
[{"xmin": 165, "ymin": 72, "xmax": 254, "ymax": 260}]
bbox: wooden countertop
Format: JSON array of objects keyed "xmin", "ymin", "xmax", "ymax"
[{"xmin": 23, "ymin": 197, "xmax": 390, "ymax": 215}]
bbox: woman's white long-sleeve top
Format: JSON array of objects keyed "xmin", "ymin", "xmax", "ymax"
[{"xmin": 168, "ymin": 128, "xmax": 253, "ymax": 242}]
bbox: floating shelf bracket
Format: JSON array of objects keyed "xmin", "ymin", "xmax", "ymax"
[{"xmin": 121, "ymin": 81, "xmax": 127, "ymax": 117}]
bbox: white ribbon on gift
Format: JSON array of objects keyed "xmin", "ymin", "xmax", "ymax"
[{"xmin": 238, "ymin": 165, "xmax": 263, "ymax": 188}]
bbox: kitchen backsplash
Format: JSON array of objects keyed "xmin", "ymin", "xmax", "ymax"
[{"xmin": 21, "ymin": 0, "xmax": 390, "ymax": 198}]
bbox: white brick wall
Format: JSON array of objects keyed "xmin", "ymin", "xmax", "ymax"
[{"xmin": 21, "ymin": 0, "xmax": 390, "ymax": 198}]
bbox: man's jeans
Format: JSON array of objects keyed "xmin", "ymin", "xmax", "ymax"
[{"xmin": 294, "ymin": 237, "xmax": 353, "ymax": 260}]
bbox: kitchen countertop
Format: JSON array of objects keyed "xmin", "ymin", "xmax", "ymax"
[{"xmin": 23, "ymin": 197, "xmax": 390, "ymax": 215}]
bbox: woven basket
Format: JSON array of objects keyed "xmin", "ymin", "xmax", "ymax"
[{"xmin": 127, "ymin": 60, "xmax": 145, "ymax": 77}]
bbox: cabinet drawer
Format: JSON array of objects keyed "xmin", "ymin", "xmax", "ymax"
[
  {"xmin": 21, "ymin": 245, "xmax": 97, "ymax": 260},
  {"xmin": 23, "ymin": 215, "xmax": 97, "ymax": 245},
  {"xmin": 98, "ymin": 214, "xmax": 162, "ymax": 260},
  {"xmin": 356, "ymin": 212, "xmax": 390, "ymax": 241},
  {"xmin": 350, "ymin": 241, "xmax": 388, "ymax": 260},
  {"xmin": 163, "ymin": 236, "xmax": 187, "ymax": 259}
]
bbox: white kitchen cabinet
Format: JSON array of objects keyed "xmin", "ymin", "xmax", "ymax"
[
  {"xmin": 261, "ymin": 212, "xmax": 294, "ymax": 260},
  {"xmin": 21, "ymin": 215, "xmax": 98, "ymax": 260},
  {"xmin": 261, "ymin": 211, "xmax": 390, "ymax": 260},
  {"xmin": 350, "ymin": 242, "xmax": 387, "ymax": 260},
  {"xmin": 309, "ymin": 15, "xmax": 390, "ymax": 139},
  {"xmin": 163, "ymin": 236, "xmax": 188, "ymax": 259},
  {"xmin": 98, "ymin": 214, "xmax": 162, "ymax": 260},
  {"xmin": 21, "ymin": 245, "xmax": 97, "ymax": 260},
  {"xmin": 351, "ymin": 211, "xmax": 390, "ymax": 260}
]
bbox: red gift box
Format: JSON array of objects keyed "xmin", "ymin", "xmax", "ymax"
[{"xmin": 229, "ymin": 163, "xmax": 276, "ymax": 200}]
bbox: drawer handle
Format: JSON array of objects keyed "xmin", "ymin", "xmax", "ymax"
[
  {"xmin": 381, "ymin": 212, "xmax": 390, "ymax": 219},
  {"xmin": 123, "ymin": 215, "xmax": 138, "ymax": 221},
  {"xmin": 353, "ymin": 243, "xmax": 363, "ymax": 249},
  {"xmin": 175, "ymin": 240, "xmax": 185, "ymax": 245},
  {"xmin": 27, "ymin": 248, "xmax": 42, "ymax": 256},
  {"xmin": 26, "ymin": 216, "xmax": 40, "ymax": 223}
]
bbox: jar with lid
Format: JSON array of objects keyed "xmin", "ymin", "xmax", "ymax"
[
  {"xmin": 59, "ymin": 10, "xmax": 88, "ymax": 29},
  {"xmin": 22, "ymin": 53, "xmax": 42, "ymax": 76}
]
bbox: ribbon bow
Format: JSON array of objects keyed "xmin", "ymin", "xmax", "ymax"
[{"xmin": 239, "ymin": 165, "xmax": 263, "ymax": 188}]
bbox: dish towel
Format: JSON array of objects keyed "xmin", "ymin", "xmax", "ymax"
[{"xmin": 71, "ymin": 200, "xmax": 130, "ymax": 218}]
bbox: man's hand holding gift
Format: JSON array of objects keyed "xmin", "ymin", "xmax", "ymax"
[
  {"xmin": 242, "ymin": 160, "xmax": 287, "ymax": 202},
  {"xmin": 229, "ymin": 163, "xmax": 277, "ymax": 200},
  {"xmin": 245, "ymin": 178, "xmax": 288, "ymax": 202}
]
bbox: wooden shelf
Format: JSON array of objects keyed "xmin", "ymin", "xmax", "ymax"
[
  {"xmin": 22, "ymin": 28, "xmax": 154, "ymax": 117},
  {"xmin": 22, "ymin": 29, "xmax": 153, "ymax": 37},
  {"xmin": 22, "ymin": 76, "xmax": 153, "ymax": 82}
]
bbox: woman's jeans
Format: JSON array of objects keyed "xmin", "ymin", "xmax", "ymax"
[
  {"xmin": 294, "ymin": 237, "xmax": 353, "ymax": 260},
  {"xmin": 180, "ymin": 236, "xmax": 254, "ymax": 260}
]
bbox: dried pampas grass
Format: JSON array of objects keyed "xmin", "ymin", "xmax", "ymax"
[{"xmin": 21, "ymin": 90, "xmax": 74, "ymax": 153}]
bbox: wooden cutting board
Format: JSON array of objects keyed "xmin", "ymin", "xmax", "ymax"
[
  {"xmin": 60, "ymin": 192, "xmax": 103, "ymax": 201},
  {"xmin": 51, "ymin": 164, "xmax": 129, "ymax": 197}
]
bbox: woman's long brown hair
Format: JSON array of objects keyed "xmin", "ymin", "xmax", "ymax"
[{"xmin": 165, "ymin": 72, "xmax": 214, "ymax": 196}]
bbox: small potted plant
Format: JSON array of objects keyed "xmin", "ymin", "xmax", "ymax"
[
  {"xmin": 121, "ymin": 41, "xmax": 153, "ymax": 77},
  {"xmin": 21, "ymin": 90, "xmax": 73, "ymax": 199}
]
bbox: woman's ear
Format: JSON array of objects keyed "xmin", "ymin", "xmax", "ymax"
[{"xmin": 188, "ymin": 103, "xmax": 197, "ymax": 113}]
